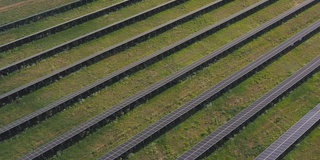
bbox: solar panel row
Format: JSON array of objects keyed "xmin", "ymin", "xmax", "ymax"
[
  {"xmin": 0, "ymin": 0, "xmax": 142, "ymax": 53},
  {"xmin": 0, "ymin": 0, "xmax": 236, "ymax": 141},
  {"xmin": 19, "ymin": 0, "xmax": 297, "ymax": 159},
  {"xmin": 99, "ymin": 11, "xmax": 320, "ymax": 160},
  {"xmin": 178, "ymin": 56, "xmax": 320, "ymax": 160},
  {"xmin": 0, "ymin": 0, "xmax": 95, "ymax": 32},
  {"xmin": 0, "ymin": 0, "xmax": 189, "ymax": 76},
  {"xmin": 255, "ymin": 103, "xmax": 320, "ymax": 160}
]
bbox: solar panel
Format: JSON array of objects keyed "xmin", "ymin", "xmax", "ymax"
[
  {"xmin": 178, "ymin": 56, "xmax": 320, "ymax": 160},
  {"xmin": 255, "ymin": 103, "xmax": 320, "ymax": 160},
  {"xmin": 100, "ymin": 19, "xmax": 320, "ymax": 160}
]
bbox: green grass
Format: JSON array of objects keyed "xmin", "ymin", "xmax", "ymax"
[
  {"xmin": 0, "ymin": 0, "xmax": 24, "ymax": 7},
  {"xmin": 0, "ymin": 0, "xmax": 261, "ymax": 126},
  {"xmin": 0, "ymin": 0, "xmax": 123, "ymax": 45},
  {"xmin": 0, "ymin": 0, "xmax": 76, "ymax": 25}
]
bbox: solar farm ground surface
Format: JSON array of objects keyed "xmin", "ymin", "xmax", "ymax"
[
  {"xmin": 0, "ymin": 0, "xmax": 319, "ymax": 159},
  {"xmin": 0, "ymin": 0, "xmax": 75, "ymax": 24}
]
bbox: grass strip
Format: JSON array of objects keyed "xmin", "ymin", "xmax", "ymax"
[
  {"xmin": 0, "ymin": 0, "xmax": 94, "ymax": 31},
  {"xmin": 0, "ymin": 0, "xmax": 75, "ymax": 25},
  {"xmin": 0, "ymin": 0, "xmax": 25, "ymax": 7}
]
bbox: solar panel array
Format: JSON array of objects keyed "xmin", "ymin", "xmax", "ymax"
[
  {"xmin": 0, "ymin": 0, "xmax": 235, "ymax": 141},
  {"xmin": 20, "ymin": 1, "xmax": 305, "ymax": 158},
  {"xmin": 0, "ymin": 0, "xmax": 189, "ymax": 76},
  {"xmin": 3, "ymin": 0, "xmax": 316, "ymax": 109},
  {"xmin": 99, "ymin": 19, "xmax": 320, "ymax": 160},
  {"xmin": 0, "ymin": 0, "xmax": 195, "ymax": 107},
  {"xmin": 0, "ymin": 0, "xmax": 95, "ymax": 32},
  {"xmin": 0, "ymin": 0, "xmax": 275, "ymax": 141},
  {"xmin": 0, "ymin": 0, "xmax": 317, "ymax": 159},
  {"xmin": 0, "ymin": 0, "xmax": 142, "ymax": 53},
  {"xmin": 178, "ymin": 56, "xmax": 320, "ymax": 160},
  {"xmin": 255, "ymin": 103, "xmax": 320, "ymax": 160}
]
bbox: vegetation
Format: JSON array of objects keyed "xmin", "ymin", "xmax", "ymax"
[
  {"xmin": 0, "ymin": 0, "xmax": 75, "ymax": 25},
  {"xmin": 0, "ymin": 0, "xmax": 25, "ymax": 7},
  {"xmin": 0, "ymin": 0, "xmax": 126, "ymax": 46}
]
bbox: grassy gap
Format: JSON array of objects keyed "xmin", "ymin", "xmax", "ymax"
[{"xmin": 0, "ymin": 0, "xmax": 76, "ymax": 25}]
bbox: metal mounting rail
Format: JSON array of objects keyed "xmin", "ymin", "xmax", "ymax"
[
  {"xmin": 0, "ymin": 0, "xmax": 276, "ymax": 141},
  {"xmin": 0, "ymin": 0, "xmax": 96, "ymax": 32},
  {"xmin": 256, "ymin": 103, "xmax": 320, "ymax": 160},
  {"xmin": 100, "ymin": 20, "xmax": 320, "ymax": 160},
  {"xmin": 20, "ymin": 3, "xmax": 320, "ymax": 160},
  {"xmin": 0, "ymin": 0, "xmax": 142, "ymax": 53},
  {"xmin": 179, "ymin": 56, "xmax": 320, "ymax": 160},
  {"xmin": 0, "ymin": 0, "xmax": 189, "ymax": 75}
]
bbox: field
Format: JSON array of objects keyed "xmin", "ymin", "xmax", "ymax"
[
  {"xmin": 0, "ymin": 0, "xmax": 75, "ymax": 25},
  {"xmin": 0, "ymin": 0, "xmax": 319, "ymax": 159}
]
